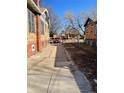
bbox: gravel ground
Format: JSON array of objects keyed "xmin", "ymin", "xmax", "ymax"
[{"xmin": 63, "ymin": 42, "xmax": 97, "ymax": 92}]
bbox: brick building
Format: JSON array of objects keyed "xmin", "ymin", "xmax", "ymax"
[
  {"xmin": 27, "ymin": 0, "xmax": 50, "ymax": 57},
  {"xmin": 84, "ymin": 17, "xmax": 97, "ymax": 47}
]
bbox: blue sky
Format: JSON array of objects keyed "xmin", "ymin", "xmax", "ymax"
[
  {"xmin": 41, "ymin": 0, "xmax": 96, "ymax": 18},
  {"xmin": 41, "ymin": 0, "xmax": 96, "ymax": 33}
]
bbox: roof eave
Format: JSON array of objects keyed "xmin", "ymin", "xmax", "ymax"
[{"xmin": 27, "ymin": 0, "xmax": 41, "ymax": 15}]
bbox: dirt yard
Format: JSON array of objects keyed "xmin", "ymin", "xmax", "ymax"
[{"xmin": 63, "ymin": 42, "xmax": 97, "ymax": 92}]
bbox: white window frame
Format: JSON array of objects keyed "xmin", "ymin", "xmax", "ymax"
[{"xmin": 41, "ymin": 19, "xmax": 45, "ymax": 35}]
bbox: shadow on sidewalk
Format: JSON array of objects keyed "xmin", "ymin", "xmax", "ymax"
[{"xmin": 53, "ymin": 43, "xmax": 92, "ymax": 93}]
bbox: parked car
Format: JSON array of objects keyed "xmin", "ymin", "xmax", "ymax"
[
  {"xmin": 49, "ymin": 39, "xmax": 53, "ymax": 44},
  {"xmin": 53, "ymin": 38, "xmax": 61, "ymax": 43}
]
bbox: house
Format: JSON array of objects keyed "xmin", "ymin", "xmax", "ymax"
[
  {"xmin": 63, "ymin": 27, "xmax": 79, "ymax": 39},
  {"xmin": 27, "ymin": 0, "xmax": 50, "ymax": 57},
  {"xmin": 84, "ymin": 17, "xmax": 97, "ymax": 47},
  {"xmin": 40, "ymin": 8, "xmax": 50, "ymax": 48},
  {"xmin": 27, "ymin": 0, "xmax": 41, "ymax": 57}
]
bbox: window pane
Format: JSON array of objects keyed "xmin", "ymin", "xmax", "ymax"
[
  {"xmin": 41, "ymin": 20, "xmax": 44, "ymax": 35},
  {"xmin": 28, "ymin": 9, "xmax": 35, "ymax": 33},
  {"xmin": 31, "ymin": 14, "xmax": 34, "ymax": 32},
  {"xmin": 28, "ymin": 10, "xmax": 31, "ymax": 32}
]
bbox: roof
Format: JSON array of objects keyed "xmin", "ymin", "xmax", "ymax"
[
  {"xmin": 27, "ymin": 0, "xmax": 41, "ymax": 15},
  {"xmin": 40, "ymin": 8, "xmax": 46, "ymax": 13},
  {"xmin": 40, "ymin": 8, "xmax": 50, "ymax": 27},
  {"xmin": 40, "ymin": 8, "xmax": 49, "ymax": 15},
  {"xmin": 84, "ymin": 17, "xmax": 97, "ymax": 27},
  {"xmin": 84, "ymin": 17, "xmax": 93, "ymax": 27}
]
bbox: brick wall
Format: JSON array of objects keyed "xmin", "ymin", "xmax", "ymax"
[
  {"xmin": 27, "ymin": 9, "xmax": 40, "ymax": 57},
  {"xmin": 36, "ymin": 15, "xmax": 42, "ymax": 52},
  {"xmin": 85, "ymin": 22, "xmax": 97, "ymax": 46},
  {"xmin": 27, "ymin": 42, "xmax": 37, "ymax": 57},
  {"xmin": 27, "ymin": 6, "xmax": 50, "ymax": 57},
  {"xmin": 85, "ymin": 23, "xmax": 97, "ymax": 41}
]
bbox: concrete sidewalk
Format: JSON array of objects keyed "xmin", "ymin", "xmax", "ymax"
[{"xmin": 27, "ymin": 44, "xmax": 92, "ymax": 93}]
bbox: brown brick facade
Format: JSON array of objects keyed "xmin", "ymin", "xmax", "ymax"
[
  {"xmin": 36, "ymin": 15, "xmax": 42, "ymax": 52},
  {"xmin": 84, "ymin": 18, "xmax": 97, "ymax": 47},
  {"xmin": 27, "ymin": 0, "xmax": 50, "ymax": 57},
  {"xmin": 85, "ymin": 23, "xmax": 96, "ymax": 40},
  {"xmin": 27, "ymin": 42, "xmax": 37, "ymax": 57}
]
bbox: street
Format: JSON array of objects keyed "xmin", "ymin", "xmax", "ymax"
[
  {"xmin": 63, "ymin": 42, "xmax": 97, "ymax": 92},
  {"xmin": 27, "ymin": 44, "xmax": 92, "ymax": 93}
]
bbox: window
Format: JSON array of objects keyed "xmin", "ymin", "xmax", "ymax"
[
  {"xmin": 41, "ymin": 20, "xmax": 45, "ymax": 35},
  {"xmin": 28, "ymin": 10, "xmax": 35, "ymax": 33}
]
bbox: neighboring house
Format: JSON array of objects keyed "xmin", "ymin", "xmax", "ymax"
[
  {"xmin": 63, "ymin": 27, "xmax": 79, "ymax": 39},
  {"xmin": 84, "ymin": 17, "xmax": 97, "ymax": 47},
  {"xmin": 27, "ymin": 0, "xmax": 50, "ymax": 57},
  {"xmin": 40, "ymin": 8, "xmax": 50, "ymax": 48}
]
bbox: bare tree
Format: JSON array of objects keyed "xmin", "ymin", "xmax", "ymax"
[
  {"xmin": 76, "ymin": 14, "xmax": 85, "ymax": 32},
  {"xmin": 64, "ymin": 11, "xmax": 85, "ymax": 34},
  {"xmin": 64, "ymin": 11, "xmax": 81, "ymax": 42},
  {"xmin": 65, "ymin": 9, "xmax": 97, "ymax": 33},
  {"xmin": 80, "ymin": 8, "xmax": 97, "ymax": 21},
  {"xmin": 64, "ymin": 9, "xmax": 97, "ymax": 42},
  {"xmin": 89, "ymin": 8, "xmax": 97, "ymax": 20},
  {"xmin": 47, "ymin": 7, "xmax": 62, "ymax": 37},
  {"xmin": 64, "ymin": 11, "xmax": 78, "ymax": 31}
]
